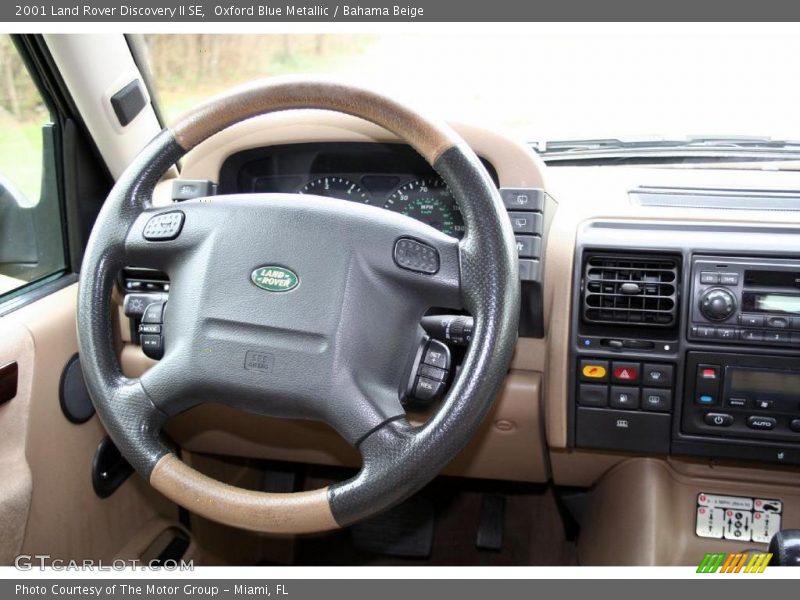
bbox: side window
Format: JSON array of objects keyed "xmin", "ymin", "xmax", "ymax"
[{"xmin": 0, "ymin": 34, "xmax": 65, "ymax": 300}]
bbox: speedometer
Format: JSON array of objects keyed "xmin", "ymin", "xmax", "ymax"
[
  {"xmin": 383, "ymin": 178, "xmax": 465, "ymax": 238},
  {"xmin": 299, "ymin": 177, "xmax": 370, "ymax": 203}
]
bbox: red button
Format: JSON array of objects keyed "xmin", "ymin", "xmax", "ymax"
[
  {"xmin": 701, "ymin": 368, "xmax": 718, "ymax": 380},
  {"xmin": 613, "ymin": 366, "xmax": 638, "ymax": 381}
]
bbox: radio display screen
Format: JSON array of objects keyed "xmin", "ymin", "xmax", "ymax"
[
  {"xmin": 729, "ymin": 368, "xmax": 800, "ymax": 397},
  {"xmin": 744, "ymin": 292, "xmax": 800, "ymax": 315}
]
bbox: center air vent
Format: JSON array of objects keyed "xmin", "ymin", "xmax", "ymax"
[{"xmin": 582, "ymin": 254, "xmax": 680, "ymax": 327}]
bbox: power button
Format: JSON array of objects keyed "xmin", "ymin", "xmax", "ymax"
[{"xmin": 704, "ymin": 412, "xmax": 734, "ymax": 427}]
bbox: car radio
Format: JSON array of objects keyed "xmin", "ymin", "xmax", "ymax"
[{"xmin": 689, "ymin": 256, "xmax": 800, "ymax": 348}]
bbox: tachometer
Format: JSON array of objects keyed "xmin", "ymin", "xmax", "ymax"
[
  {"xmin": 298, "ymin": 176, "xmax": 370, "ymax": 203},
  {"xmin": 383, "ymin": 178, "xmax": 465, "ymax": 238}
]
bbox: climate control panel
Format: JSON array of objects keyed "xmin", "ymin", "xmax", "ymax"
[{"xmin": 682, "ymin": 351, "xmax": 800, "ymax": 452}]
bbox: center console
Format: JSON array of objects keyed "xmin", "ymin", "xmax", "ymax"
[{"xmin": 570, "ymin": 221, "xmax": 800, "ymax": 467}]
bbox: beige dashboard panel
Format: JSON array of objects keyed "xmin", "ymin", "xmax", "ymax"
[
  {"xmin": 123, "ymin": 344, "xmax": 549, "ymax": 483},
  {"xmin": 551, "ymin": 446, "xmax": 800, "ymax": 490},
  {"xmin": 139, "ymin": 110, "xmax": 800, "ymax": 493},
  {"xmin": 157, "ymin": 110, "xmax": 547, "ymax": 196},
  {"xmin": 539, "ymin": 211, "xmax": 577, "ymax": 449},
  {"xmin": 579, "ymin": 458, "xmax": 800, "ymax": 565}
]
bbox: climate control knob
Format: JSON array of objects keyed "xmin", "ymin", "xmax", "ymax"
[{"xmin": 699, "ymin": 287, "xmax": 737, "ymax": 322}]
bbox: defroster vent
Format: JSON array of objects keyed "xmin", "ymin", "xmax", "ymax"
[{"xmin": 582, "ymin": 254, "xmax": 680, "ymax": 327}]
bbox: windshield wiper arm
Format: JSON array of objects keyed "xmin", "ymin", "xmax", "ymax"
[
  {"xmin": 536, "ymin": 138, "xmax": 673, "ymax": 153},
  {"xmin": 536, "ymin": 135, "xmax": 800, "ymax": 157},
  {"xmin": 682, "ymin": 136, "xmax": 800, "ymax": 149}
]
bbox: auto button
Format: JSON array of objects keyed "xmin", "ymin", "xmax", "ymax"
[{"xmin": 747, "ymin": 416, "xmax": 777, "ymax": 431}]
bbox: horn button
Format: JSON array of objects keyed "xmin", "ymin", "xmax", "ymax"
[{"xmin": 147, "ymin": 194, "xmax": 459, "ymax": 443}]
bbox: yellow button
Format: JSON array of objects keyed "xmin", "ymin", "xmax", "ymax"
[{"xmin": 582, "ymin": 364, "xmax": 607, "ymax": 379}]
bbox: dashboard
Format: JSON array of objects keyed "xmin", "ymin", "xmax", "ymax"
[
  {"xmin": 138, "ymin": 114, "xmax": 800, "ymax": 472},
  {"xmin": 111, "ymin": 110, "xmax": 800, "ymax": 563},
  {"xmin": 218, "ymin": 142, "xmax": 500, "ymax": 239}
]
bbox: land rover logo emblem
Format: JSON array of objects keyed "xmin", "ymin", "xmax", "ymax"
[{"xmin": 251, "ymin": 266, "xmax": 299, "ymax": 292}]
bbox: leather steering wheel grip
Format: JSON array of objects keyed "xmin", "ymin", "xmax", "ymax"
[
  {"xmin": 77, "ymin": 76, "xmax": 520, "ymax": 534},
  {"xmin": 150, "ymin": 454, "xmax": 337, "ymax": 534}
]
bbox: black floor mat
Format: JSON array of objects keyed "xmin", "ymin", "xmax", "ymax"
[
  {"xmin": 350, "ymin": 494, "xmax": 434, "ymax": 558},
  {"xmin": 295, "ymin": 471, "xmax": 577, "ymax": 566}
]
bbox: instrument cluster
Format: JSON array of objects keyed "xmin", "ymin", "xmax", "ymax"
[{"xmin": 218, "ymin": 142, "xmax": 499, "ymax": 239}]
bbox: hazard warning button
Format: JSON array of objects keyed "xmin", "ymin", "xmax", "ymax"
[{"xmin": 611, "ymin": 362, "xmax": 640, "ymax": 384}]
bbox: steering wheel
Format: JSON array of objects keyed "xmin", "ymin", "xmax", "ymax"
[{"xmin": 77, "ymin": 78, "xmax": 520, "ymax": 534}]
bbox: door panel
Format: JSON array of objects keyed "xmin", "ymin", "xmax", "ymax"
[
  {"xmin": 0, "ymin": 316, "xmax": 34, "ymax": 564},
  {"xmin": 1, "ymin": 283, "xmax": 176, "ymax": 563}
]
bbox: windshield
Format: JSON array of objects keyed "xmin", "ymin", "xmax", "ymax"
[{"xmin": 141, "ymin": 32, "xmax": 800, "ymax": 153}]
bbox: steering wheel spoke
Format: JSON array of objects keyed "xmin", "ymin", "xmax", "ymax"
[
  {"xmin": 138, "ymin": 350, "xmax": 200, "ymax": 417},
  {"xmin": 97, "ymin": 377, "xmax": 169, "ymax": 475}
]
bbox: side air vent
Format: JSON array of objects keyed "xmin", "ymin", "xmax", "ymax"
[{"xmin": 582, "ymin": 254, "xmax": 680, "ymax": 327}]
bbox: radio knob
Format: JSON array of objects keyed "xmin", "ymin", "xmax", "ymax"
[{"xmin": 700, "ymin": 287, "xmax": 737, "ymax": 321}]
